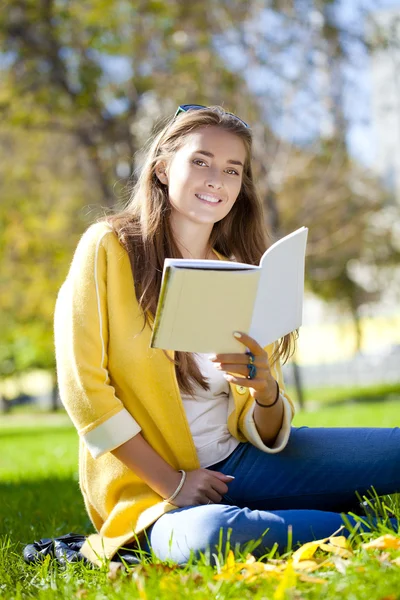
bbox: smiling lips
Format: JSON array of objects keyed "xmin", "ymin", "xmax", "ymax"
[{"xmin": 195, "ymin": 193, "xmax": 223, "ymax": 205}]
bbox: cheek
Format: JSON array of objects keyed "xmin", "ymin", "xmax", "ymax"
[
  {"xmin": 168, "ymin": 162, "xmax": 193, "ymax": 193},
  {"xmin": 230, "ymin": 179, "xmax": 242, "ymax": 202}
]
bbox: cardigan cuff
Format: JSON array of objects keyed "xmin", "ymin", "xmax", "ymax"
[
  {"xmin": 243, "ymin": 394, "xmax": 292, "ymax": 453},
  {"xmin": 82, "ymin": 408, "xmax": 141, "ymax": 459}
]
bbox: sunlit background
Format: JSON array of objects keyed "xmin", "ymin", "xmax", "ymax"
[{"xmin": 1, "ymin": 0, "xmax": 400, "ymax": 416}]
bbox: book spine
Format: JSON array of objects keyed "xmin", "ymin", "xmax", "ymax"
[{"xmin": 150, "ymin": 266, "xmax": 172, "ymax": 348}]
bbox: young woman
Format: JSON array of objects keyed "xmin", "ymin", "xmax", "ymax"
[{"xmin": 54, "ymin": 105, "xmax": 399, "ymax": 567}]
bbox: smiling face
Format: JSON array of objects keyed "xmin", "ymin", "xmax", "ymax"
[{"xmin": 156, "ymin": 126, "xmax": 247, "ymax": 229}]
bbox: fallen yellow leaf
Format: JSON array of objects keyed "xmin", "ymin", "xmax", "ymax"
[
  {"xmin": 225, "ymin": 550, "xmax": 236, "ymax": 573},
  {"xmin": 292, "ymin": 540, "xmax": 323, "ymax": 563},
  {"xmin": 273, "ymin": 560, "xmax": 297, "ymax": 600},
  {"xmin": 327, "ymin": 535, "xmax": 351, "ymax": 550},
  {"xmin": 159, "ymin": 577, "xmax": 179, "ymax": 593},
  {"xmin": 214, "ymin": 551, "xmax": 242, "ymax": 580},
  {"xmin": 132, "ymin": 571, "xmax": 147, "ymax": 600},
  {"xmin": 319, "ymin": 542, "xmax": 353, "ymax": 558},
  {"xmin": 292, "ymin": 559, "xmax": 321, "ymax": 572},
  {"xmin": 362, "ymin": 535, "xmax": 400, "ymax": 550},
  {"xmin": 299, "ymin": 574, "xmax": 328, "ymax": 584},
  {"xmin": 107, "ymin": 562, "xmax": 125, "ymax": 580}
]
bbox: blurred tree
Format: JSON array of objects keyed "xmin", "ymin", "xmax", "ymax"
[
  {"xmin": 0, "ymin": 0, "xmax": 260, "ymax": 405},
  {"xmin": 277, "ymin": 137, "xmax": 400, "ymax": 350},
  {"xmin": 0, "ymin": 0, "xmax": 398, "ymax": 405},
  {"xmin": 0, "ymin": 0, "xmax": 258, "ymax": 201},
  {"xmin": 0, "ymin": 126, "xmax": 100, "ymax": 408},
  {"xmin": 243, "ymin": 0, "xmax": 400, "ymax": 351}
]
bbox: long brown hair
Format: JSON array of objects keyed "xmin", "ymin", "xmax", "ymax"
[{"xmin": 102, "ymin": 105, "xmax": 296, "ymax": 395}]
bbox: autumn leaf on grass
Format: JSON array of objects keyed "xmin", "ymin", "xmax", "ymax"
[
  {"xmin": 214, "ymin": 550, "xmax": 252, "ymax": 580},
  {"xmin": 298, "ymin": 573, "xmax": 329, "ymax": 584},
  {"xmin": 214, "ymin": 538, "xmax": 350, "ymax": 585},
  {"xmin": 292, "ymin": 535, "xmax": 353, "ymax": 572},
  {"xmin": 362, "ymin": 535, "xmax": 400, "ymax": 550},
  {"xmin": 319, "ymin": 538, "xmax": 353, "ymax": 559},
  {"xmin": 273, "ymin": 561, "xmax": 297, "ymax": 600},
  {"xmin": 159, "ymin": 577, "xmax": 179, "ymax": 594},
  {"xmin": 214, "ymin": 550, "xmax": 241, "ymax": 579},
  {"xmin": 214, "ymin": 551, "xmax": 285, "ymax": 583},
  {"xmin": 132, "ymin": 571, "xmax": 147, "ymax": 600},
  {"xmin": 107, "ymin": 561, "xmax": 126, "ymax": 580},
  {"xmin": 291, "ymin": 540, "xmax": 322, "ymax": 572}
]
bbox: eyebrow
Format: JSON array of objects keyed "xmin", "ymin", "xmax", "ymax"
[{"xmin": 192, "ymin": 150, "xmax": 244, "ymax": 167}]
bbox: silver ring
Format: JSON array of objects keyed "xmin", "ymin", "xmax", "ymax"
[{"xmin": 246, "ymin": 351, "xmax": 257, "ymax": 380}]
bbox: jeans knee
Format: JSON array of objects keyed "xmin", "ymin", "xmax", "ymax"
[{"xmin": 149, "ymin": 505, "xmax": 249, "ymax": 564}]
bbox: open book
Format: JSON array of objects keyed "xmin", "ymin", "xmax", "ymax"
[{"xmin": 150, "ymin": 227, "xmax": 308, "ymax": 353}]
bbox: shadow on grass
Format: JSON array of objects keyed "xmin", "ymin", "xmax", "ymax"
[
  {"xmin": 0, "ymin": 477, "xmax": 92, "ymax": 551},
  {"xmin": 305, "ymin": 382, "xmax": 400, "ymax": 408},
  {"xmin": 323, "ymin": 392, "xmax": 400, "ymax": 408}
]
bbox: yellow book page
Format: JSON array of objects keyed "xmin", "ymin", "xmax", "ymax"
[{"xmin": 152, "ymin": 268, "xmax": 260, "ymax": 353}]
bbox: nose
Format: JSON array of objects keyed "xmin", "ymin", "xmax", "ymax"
[{"xmin": 205, "ymin": 170, "xmax": 223, "ymax": 189}]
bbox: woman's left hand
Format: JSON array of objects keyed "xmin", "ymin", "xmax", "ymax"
[{"xmin": 208, "ymin": 331, "xmax": 277, "ymax": 405}]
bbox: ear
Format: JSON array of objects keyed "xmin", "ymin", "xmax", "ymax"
[{"xmin": 155, "ymin": 161, "xmax": 168, "ymax": 185}]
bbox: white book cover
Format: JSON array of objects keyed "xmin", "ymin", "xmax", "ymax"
[{"xmin": 150, "ymin": 227, "xmax": 308, "ymax": 353}]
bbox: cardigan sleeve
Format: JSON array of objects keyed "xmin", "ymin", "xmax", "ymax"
[
  {"xmin": 238, "ymin": 349, "xmax": 295, "ymax": 453},
  {"xmin": 54, "ymin": 224, "xmax": 141, "ymax": 459}
]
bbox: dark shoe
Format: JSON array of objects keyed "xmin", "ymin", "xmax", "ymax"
[
  {"xmin": 23, "ymin": 533, "xmax": 87, "ymax": 566},
  {"xmin": 23, "ymin": 533, "xmax": 143, "ymax": 567}
]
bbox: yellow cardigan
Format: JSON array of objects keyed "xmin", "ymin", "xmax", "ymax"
[{"xmin": 54, "ymin": 222, "xmax": 295, "ymax": 565}]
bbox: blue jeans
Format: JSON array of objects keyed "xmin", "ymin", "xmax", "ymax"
[{"xmin": 144, "ymin": 427, "xmax": 400, "ymax": 564}]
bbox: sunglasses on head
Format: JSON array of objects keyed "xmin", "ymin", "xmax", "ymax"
[{"xmin": 174, "ymin": 104, "xmax": 250, "ymax": 129}]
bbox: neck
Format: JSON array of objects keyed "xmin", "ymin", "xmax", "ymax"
[{"xmin": 170, "ymin": 216, "xmax": 214, "ymax": 260}]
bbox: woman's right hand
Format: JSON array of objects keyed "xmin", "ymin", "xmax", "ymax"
[{"xmin": 171, "ymin": 469, "xmax": 234, "ymax": 507}]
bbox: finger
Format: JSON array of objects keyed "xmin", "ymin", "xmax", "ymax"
[
  {"xmin": 211, "ymin": 355, "xmax": 268, "ymax": 368},
  {"xmin": 204, "ymin": 490, "xmax": 222, "ymax": 504},
  {"xmin": 208, "ymin": 471, "xmax": 235, "ymax": 482},
  {"xmin": 215, "ymin": 362, "xmax": 269, "ymax": 378},
  {"xmin": 233, "ymin": 331, "xmax": 266, "ymax": 356},
  {"xmin": 223, "ymin": 373, "xmax": 270, "ymax": 391},
  {"xmin": 210, "ymin": 480, "xmax": 229, "ymax": 497}
]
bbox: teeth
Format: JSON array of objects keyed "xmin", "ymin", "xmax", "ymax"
[{"xmin": 196, "ymin": 194, "xmax": 220, "ymax": 203}]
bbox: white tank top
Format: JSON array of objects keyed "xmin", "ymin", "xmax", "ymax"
[{"xmin": 180, "ymin": 353, "xmax": 240, "ymax": 468}]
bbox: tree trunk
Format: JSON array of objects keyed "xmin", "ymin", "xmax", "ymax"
[
  {"xmin": 349, "ymin": 301, "xmax": 363, "ymax": 353},
  {"xmin": 51, "ymin": 370, "xmax": 59, "ymax": 412},
  {"xmin": 1, "ymin": 394, "xmax": 10, "ymax": 414},
  {"xmin": 292, "ymin": 360, "xmax": 305, "ymax": 410}
]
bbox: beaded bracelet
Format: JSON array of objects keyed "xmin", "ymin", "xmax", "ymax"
[
  {"xmin": 255, "ymin": 380, "xmax": 280, "ymax": 408},
  {"xmin": 163, "ymin": 469, "xmax": 186, "ymax": 503}
]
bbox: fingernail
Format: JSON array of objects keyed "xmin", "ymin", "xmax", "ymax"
[
  {"xmin": 226, "ymin": 475, "xmax": 235, "ymax": 479},
  {"xmin": 233, "ymin": 332, "xmax": 242, "ymax": 338}
]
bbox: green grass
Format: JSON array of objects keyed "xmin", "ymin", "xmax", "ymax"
[
  {"xmin": 287, "ymin": 380, "xmax": 400, "ymax": 407},
  {"xmin": 0, "ymin": 391, "xmax": 400, "ymax": 599}
]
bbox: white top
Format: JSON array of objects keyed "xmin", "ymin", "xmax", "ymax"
[
  {"xmin": 180, "ymin": 353, "xmax": 240, "ymax": 468},
  {"xmin": 83, "ymin": 355, "xmax": 294, "ymax": 461}
]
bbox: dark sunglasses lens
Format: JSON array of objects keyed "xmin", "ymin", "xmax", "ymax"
[
  {"xmin": 180, "ymin": 104, "xmax": 207, "ymax": 111},
  {"xmin": 174, "ymin": 104, "xmax": 206, "ymax": 117}
]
